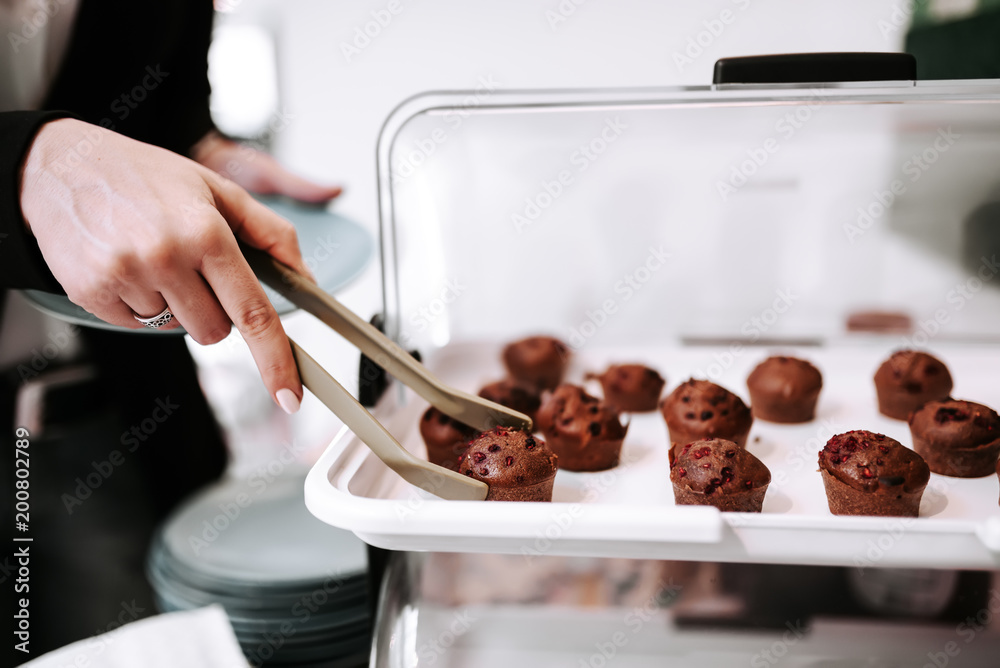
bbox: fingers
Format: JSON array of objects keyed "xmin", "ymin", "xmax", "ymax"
[
  {"xmin": 269, "ymin": 168, "xmax": 343, "ymax": 204},
  {"xmin": 197, "ymin": 139, "xmax": 342, "ymax": 205},
  {"xmin": 207, "ymin": 175, "xmax": 315, "ymax": 280},
  {"xmin": 157, "ymin": 272, "xmax": 232, "ymax": 344},
  {"xmin": 197, "ymin": 221, "xmax": 303, "ymax": 414},
  {"xmin": 61, "ymin": 273, "xmax": 175, "ymax": 332},
  {"xmin": 118, "ymin": 287, "xmax": 182, "ymax": 332}
]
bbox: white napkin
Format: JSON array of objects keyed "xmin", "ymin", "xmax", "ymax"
[{"xmin": 22, "ymin": 605, "xmax": 248, "ymax": 668}]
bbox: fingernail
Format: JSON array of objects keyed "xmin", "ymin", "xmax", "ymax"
[{"xmin": 276, "ymin": 388, "xmax": 301, "ymax": 415}]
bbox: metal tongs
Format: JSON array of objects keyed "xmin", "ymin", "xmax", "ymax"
[{"xmin": 243, "ymin": 246, "xmax": 533, "ymax": 501}]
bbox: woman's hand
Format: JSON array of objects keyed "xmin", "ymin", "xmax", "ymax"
[
  {"xmin": 19, "ymin": 118, "xmax": 324, "ymax": 414},
  {"xmin": 191, "ymin": 131, "xmax": 342, "ymax": 204}
]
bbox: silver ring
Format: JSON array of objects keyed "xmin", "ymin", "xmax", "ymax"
[{"xmin": 133, "ymin": 307, "xmax": 173, "ymax": 329}]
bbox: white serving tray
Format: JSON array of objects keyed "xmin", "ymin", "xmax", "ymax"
[{"xmin": 304, "ymin": 341, "xmax": 1000, "ymax": 568}]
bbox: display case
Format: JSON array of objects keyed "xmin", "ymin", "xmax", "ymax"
[
  {"xmin": 370, "ymin": 551, "xmax": 1000, "ymax": 668},
  {"xmin": 304, "ymin": 74, "xmax": 1000, "ymax": 569}
]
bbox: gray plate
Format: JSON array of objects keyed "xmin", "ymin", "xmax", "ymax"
[
  {"xmin": 150, "ymin": 577, "xmax": 369, "ymax": 638},
  {"xmin": 149, "ymin": 535, "xmax": 367, "ymax": 604},
  {"xmin": 158, "ymin": 473, "xmax": 368, "ymax": 588},
  {"xmin": 237, "ymin": 634, "xmax": 371, "ymax": 665},
  {"xmin": 147, "ymin": 546, "xmax": 367, "ymax": 616},
  {"xmin": 20, "ymin": 197, "xmax": 372, "ymax": 334}
]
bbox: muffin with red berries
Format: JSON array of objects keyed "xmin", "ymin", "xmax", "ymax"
[
  {"xmin": 908, "ymin": 399, "xmax": 1000, "ymax": 478},
  {"xmin": 502, "ymin": 336, "xmax": 570, "ymax": 391},
  {"xmin": 588, "ymin": 363, "xmax": 665, "ymax": 413},
  {"xmin": 660, "ymin": 379, "xmax": 753, "ymax": 464},
  {"xmin": 478, "ymin": 379, "xmax": 542, "ymax": 424},
  {"xmin": 818, "ymin": 430, "xmax": 930, "ymax": 517},
  {"xmin": 670, "ymin": 439, "xmax": 770, "ymax": 512},
  {"xmin": 420, "ymin": 406, "xmax": 477, "ymax": 471},
  {"xmin": 536, "ymin": 384, "xmax": 628, "ymax": 472},
  {"xmin": 746, "ymin": 356, "xmax": 822, "ymax": 423},
  {"xmin": 457, "ymin": 428, "xmax": 558, "ymax": 501},
  {"xmin": 873, "ymin": 350, "xmax": 953, "ymax": 420}
]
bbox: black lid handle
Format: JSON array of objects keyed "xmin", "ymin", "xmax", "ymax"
[{"xmin": 713, "ymin": 52, "xmax": 916, "ymax": 84}]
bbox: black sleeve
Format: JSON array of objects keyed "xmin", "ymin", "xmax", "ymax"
[
  {"xmin": 0, "ymin": 0, "xmax": 217, "ymax": 293},
  {"xmin": 143, "ymin": 0, "xmax": 217, "ymax": 157},
  {"xmin": 0, "ymin": 111, "xmax": 70, "ymax": 292},
  {"xmin": 43, "ymin": 0, "xmax": 217, "ymax": 157}
]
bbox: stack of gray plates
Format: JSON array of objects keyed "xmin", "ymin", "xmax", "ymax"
[{"xmin": 147, "ymin": 473, "xmax": 370, "ymax": 667}]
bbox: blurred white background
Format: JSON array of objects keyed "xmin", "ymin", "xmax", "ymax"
[{"xmin": 197, "ymin": 0, "xmax": 910, "ymax": 468}]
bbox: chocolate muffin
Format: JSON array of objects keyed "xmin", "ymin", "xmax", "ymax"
[
  {"xmin": 535, "ymin": 384, "xmax": 627, "ymax": 472},
  {"xmin": 478, "ymin": 379, "xmax": 541, "ymax": 424},
  {"xmin": 588, "ymin": 363, "xmax": 665, "ymax": 413},
  {"xmin": 502, "ymin": 336, "xmax": 570, "ymax": 391},
  {"xmin": 818, "ymin": 430, "xmax": 930, "ymax": 517},
  {"xmin": 660, "ymin": 379, "xmax": 753, "ymax": 464},
  {"xmin": 746, "ymin": 356, "xmax": 823, "ymax": 424},
  {"xmin": 419, "ymin": 406, "xmax": 478, "ymax": 471},
  {"xmin": 457, "ymin": 427, "xmax": 558, "ymax": 501},
  {"xmin": 670, "ymin": 439, "xmax": 770, "ymax": 512},
  {"xmin": 873, "ymin": 350, "xmax": 953, "ymax": 420},
  {"xmin": 908, "ymin": 399, "xmax": 1000, "ymax": 478}
]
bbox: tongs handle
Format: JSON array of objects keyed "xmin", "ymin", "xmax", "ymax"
[
  {"xmin": 243, "ymin": 244, "xmax": 532, "ymax": 432},
  {"xmin": 289, "ymin": 340, "xmax": 487, "ymax": 501}
]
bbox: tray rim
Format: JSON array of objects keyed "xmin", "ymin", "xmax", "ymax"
[{"xmin": 304, "ymin": 420, "xmax": 1000, "ymax": 569}]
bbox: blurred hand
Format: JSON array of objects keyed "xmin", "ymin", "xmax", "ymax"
[
  {"xmin": 19, "ymin": 119, "xmax": 315, "ymax": 414},
  {"xmin": 191, "ymin": 131, "xmax": 342, "ymax": 204}
]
